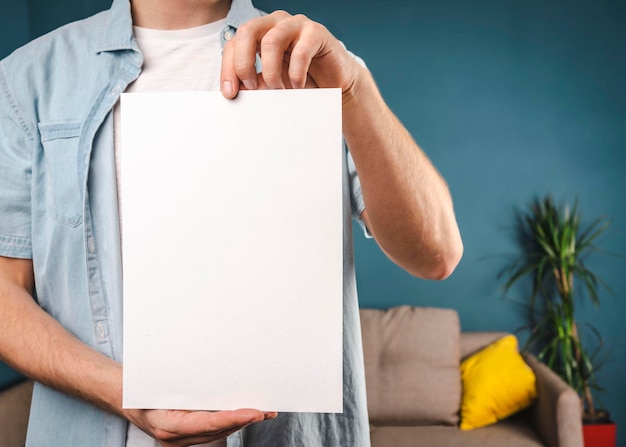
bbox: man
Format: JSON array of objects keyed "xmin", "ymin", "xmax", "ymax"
[{"xmin": 0, "ymin": 0, "xmax": 463, "ymax": 445}]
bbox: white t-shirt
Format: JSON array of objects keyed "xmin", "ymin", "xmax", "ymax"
[
  {"xmin": 114, "ymin": 19, "xmax": 225, "ymax": 224},
  {"xmin": 114, "ymin": 19, "xmax": 228, "ymax": 447}
]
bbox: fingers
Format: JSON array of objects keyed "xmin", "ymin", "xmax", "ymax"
[
  {"xmin": 133, "ymin": 408, "xmax": 277, "ymax": 447},
  {"xmin": 283, "ymin": 20, "xmax": 326, "ymax": 89},
  {"xmin": 221, "ymin": 11, "xmax": 329, "ymax": 98},
  {"xmin": 256, "ymin": 14, "xmax": 312, "ymax": 89},
  {"xmin": 264, "ymin": 411, "xmax": 278, "ymax": 420},
  {"xmin": 165, "ymin": 408, "xmax": 266, "ymax": 435},
  {"xmin": 196, "ymin": 408, "xmax": 266, "ymax": 432},
  {"xmin": 220, "ymin": 41, "xmax": 238, "ymax": 98},
  {"xmin": 221, "ymin": 11, "xmax": 290, "ymax": 98}
]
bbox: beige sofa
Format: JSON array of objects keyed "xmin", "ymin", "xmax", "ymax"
[{"xmin": 360, "ymin": 306, "xmax": 584, "ymax": 447}]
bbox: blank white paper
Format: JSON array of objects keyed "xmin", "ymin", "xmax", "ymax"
[{"xmin": 121, "ymin": 89, "xmax": 343, "ymax": 413}]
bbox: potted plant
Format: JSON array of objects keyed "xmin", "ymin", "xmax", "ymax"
[{"xmin": 500, "ymin": 195, "xmax": 616, "ymax": 447}]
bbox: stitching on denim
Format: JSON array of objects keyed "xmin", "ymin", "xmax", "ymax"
[
  {"xmin": 0, "ymin": 61, "xmax": 35, "ymax": 143},
  {"xmin": 0, "ymin": 234, "xmax": 32, "ymax": 258}
]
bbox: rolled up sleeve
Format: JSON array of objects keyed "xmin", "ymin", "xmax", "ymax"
[{"xmin": 347, "ymin": 147, "xmax": 373, "ymax": 239}]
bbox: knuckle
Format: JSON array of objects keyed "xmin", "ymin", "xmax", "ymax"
[
  {"xmin": 290, "ymin": 46, "xmax": 309, "ymax": 61},
  {"xmin": 289, "ymin": 69, "xmax": 306, "ymax": 82},
  {"xmin": 271, "ymin": 10, "xmax": 291, "ymax": 19},
  {"xmin": 262, "ymin": 70, "xmax": 281, "ymax": 83},
  {"xmin": 308, "ymin": 21, "xmax": 328, "ymax": 35},
  {"xmin": 236, "ymin": 22, "xmax": 253, "ymax": 37},
  {"xmin": 234, "ymin": 60, "xmax": 252, "ymax": 75},
  {"xmin": 261, "ymin": 31, "xmax": 283, "ymax": 50},
  {"xmin": 289, "ymin": 72, "xmax": 307, "ymax": 87},
  {"xmin": 292, "ymin": 13, "xmax": 309, "ymax": 23}
]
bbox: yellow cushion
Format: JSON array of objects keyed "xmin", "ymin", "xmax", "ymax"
[{"xmin": 459, "ymin": 335, "xmax": 537, "ymax": 430}]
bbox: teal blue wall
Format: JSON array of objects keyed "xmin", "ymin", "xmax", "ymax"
[
  {"xmin": 2, "ymin": 0, "xmax": 624, "ymax": 444},
  {"xmin": 0, "ymin": 1, "xmax": 29, "ymax": 58}
]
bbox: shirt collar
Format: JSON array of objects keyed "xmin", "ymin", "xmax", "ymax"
[
  {"xmin": 95, "ymin": 0, "xmax": 261, "ymax": 53},
  {"xmin": 226, "ymin": 0, "xmax": 263, "ymax": 29},
  {"xmin": 95, "ymin": 0, "xmax": 135, "ymax": 53}
]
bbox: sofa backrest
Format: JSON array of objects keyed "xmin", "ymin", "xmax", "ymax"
[
  {"xmin": 460, "ymin": 331, "xmax": 510, "ymax": 360},
  {"xmin": 360, "ymin": 306, "xmax": 461, "ymax": 426}
]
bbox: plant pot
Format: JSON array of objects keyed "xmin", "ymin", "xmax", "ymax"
[{"xmin": 583, "ymin": 410, "xmax": 616, "ymax": 447}]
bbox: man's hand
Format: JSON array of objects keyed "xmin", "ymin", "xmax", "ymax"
[
  {"xmin": 220, "ymin": 11, "xmax": 362, "ymax": 99},
  {"xmin": 126, "ymin": 408, "xmax": 277, "ymax": 447}
]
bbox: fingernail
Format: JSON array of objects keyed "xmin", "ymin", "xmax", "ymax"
[
  {"xmin": 243, "ymin": 79, "xmax": 256, "ymax": 90},
  {"xmin": 222, "ymin": 80, "xmax": 233, "ymax": 97}
]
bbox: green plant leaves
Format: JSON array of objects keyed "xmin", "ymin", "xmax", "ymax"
[{"xmin": 501, "ymin": 194, "xmax": 613, "ymax": 416}]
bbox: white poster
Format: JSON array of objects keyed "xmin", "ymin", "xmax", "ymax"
[{"xmin": 121, "ymin": 89, "xmax": 343, "ymax": 413}]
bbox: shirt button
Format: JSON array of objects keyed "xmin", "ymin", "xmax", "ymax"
[
  {"xmin": 111, "ymin": 85, "xmax": 122, "ymax": 96},
  {"xmin": 87, "ymin": 237, "xmax": 95, "ymax": 254},
  {"xmin": 223, "ymin": 28, "xmax": 235, "ymax": 41},
  {"xmin": 96, "ymin": 322, "xmax": 106, "ymax": 340}
]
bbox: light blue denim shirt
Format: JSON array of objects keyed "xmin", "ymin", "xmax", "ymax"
[{"xmin": 0, "ymin": 0, "xmax": 370, "ymax": 445}]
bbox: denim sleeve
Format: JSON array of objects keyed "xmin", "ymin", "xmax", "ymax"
[
  {"xmin": 0, "ymin": 61, "xmax": 34, "ymax": 259},
  {"xmin": 347, "ymin": 147, "xmax": 373, "ymax": 238},
  {"xmin": 345, "ymin": 48, "xmax": 373, "ymax": 238}
]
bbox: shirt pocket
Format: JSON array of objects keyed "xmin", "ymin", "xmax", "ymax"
[{"xmin": 38, "ymin": 122, "xmax": 85, "ymax": 227}]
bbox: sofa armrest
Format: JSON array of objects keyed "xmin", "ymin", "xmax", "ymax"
[
  {"xmin": 0, "ymin": 379, "xmax": 33, "ymax": 447},
  {"xmin": 523, "ymin": 353, "xmax": 583, "ymax": 447}
]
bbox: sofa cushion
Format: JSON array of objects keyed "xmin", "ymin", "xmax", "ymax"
[
  {"xmin": 360, "ymin": 306, "xmax": 461, "ymax": 426},
  {"xmin": 370, "ymin": 414, "xmax": 544, "ymax": 447},
  {"xmin": 460, "ymin": 335, "xmax": 537, "ymax": 430}
]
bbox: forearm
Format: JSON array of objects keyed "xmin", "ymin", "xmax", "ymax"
[
  {"xmin": 343, "ymin": 67, "xmax": 463, "ymax": 279},
  {"xmin": 0, "ymin": 263, "xmax": 123, "ymax": 417}
]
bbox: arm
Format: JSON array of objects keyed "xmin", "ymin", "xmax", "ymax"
[
  {"xmin": 0, "ymin": 256, "xmax": 272, "ymax": 447},
  {"xmin": 220, "ymin": 12, "xmax": 463, "ymax": 279},
  {"xmin": 346, "ymin": 69, "xmax": 463, "ymax": 279},
  {"xmin": 0, "ymin": 257, "xmax": 123, "ymax": 414}
]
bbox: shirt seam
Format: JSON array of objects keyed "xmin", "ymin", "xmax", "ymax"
[
  {"xmin": 0, "ymin": 61, "xmax": 35, "ymax": 144},
  {"xmin": 0, "ymin": 61, "xmax": 35, "ymax": 252},
  {"xmin": 0, "ymin": 234, "xmax": 33, "ymax": 259}
]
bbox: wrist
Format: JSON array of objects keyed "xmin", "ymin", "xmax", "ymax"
[
  {"xmin": 341, "ymin": 65, "xmax": 382, "ymax": 115},
  {"xmin": 85, "ymin": 357, "xmax": 125, "ymax": 419}
]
